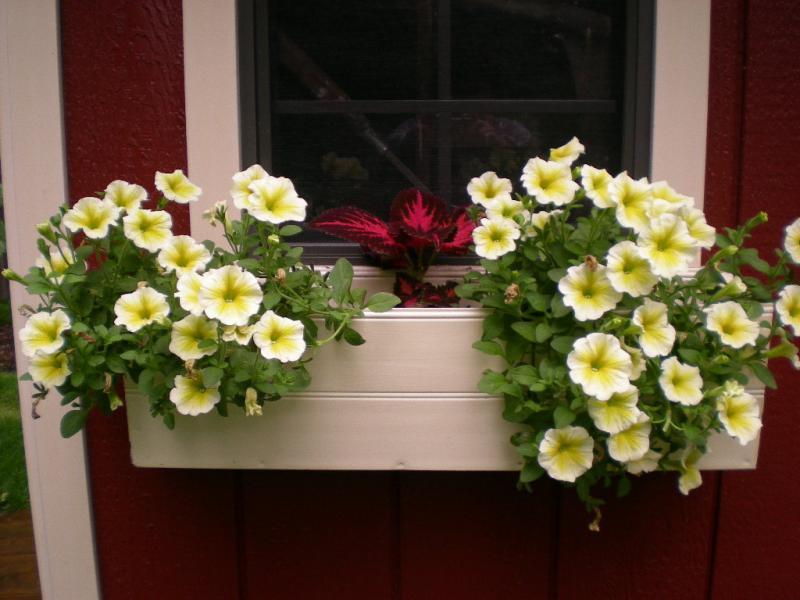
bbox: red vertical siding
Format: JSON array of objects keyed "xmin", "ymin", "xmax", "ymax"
[{"xmin": 60, "ymin": 2, "xmax": 240, "ymax": 598}]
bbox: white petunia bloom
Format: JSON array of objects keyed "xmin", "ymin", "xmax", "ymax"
[
  {"xmin": 609, "ymin": 173, "xmax": 652, "ymax": 233},
  {"xmin": 155, "ymin": 169, "xmax": 202, "ymax": 204},
  {"xmin": 104, "ymin": 180, "xmax": 148, "ymax": 212},
  {"xmin": 548, "ymin": 136, "xmax": 585, "ymax": 165},
  {"xmin": 36, "ymin": 246, "xmax": 75, "ymax": 283},
  {"xmin": 222, "ymin": 324, "xmax": 254, "ymax": 346},
  {"xmin": 623, "ymin": 343, "xmax": 646, "ymax": 381},
  {"xmin": 199, "ymin": 265, "xmax": 263, "ymax": 326},
  {"xmin": 678, "ymin": 448, "xmax": 703, "ymax": 495},
  {"xmin": 466, "ymin": 171, "xmax": 513, "ymax": 207},
  {"xmin": 632, "ymin": 299, "xmax": 676, "ymax": 357},
  {"xmin": 659, "ymin": 356, "xmax": 703, "ymax": 406},
  {"xmin": 157, "ymin": 235, "xmax": 212, "ymax": 277},
  {"xmin": 522, "ymin": 210, "xmax": 562, "ymax": 240},
  {"xmin": 113, "ymin": 286, "xmax": 170, "ymax": 332},
  {"xmin": 587, "ymin": 386, "xmax": 641, "ymax": 434},
  {"xmin": 679, "ymin": 207, "xmax": 716, "ymax": 249},
  {"xmin": 231, "ymin": 164, "xmax": 269, "ymax": 210},
  {"xmin": 537, "ymin": 426, "xmax": 594, "ymax": 482},
  {"xmin": 19, "ymin": 310, "xmax": 71, "ymax": 357},
  {"xmin": 252, "ymin": 310, "xmax": 306, "ymax": 363},
  {"xmin": 704, "ymin": 301, "xmax": 760, "ymax": 348},
  {"xmin": 63, "ymin": 197, "xmax": 121, "ymax": 239},
  {"xmin": 169, "ymin": 315, "xmax": 218, "ymax": 361},
  {"xmin": 650, "ymin": 181, "xmax": 693, "ymax": 212},
  {"xmin": 176, "ymin": 272, "xmax": 205, "ymax": 316},
  {"xmin": 605, "ymin": 241, "xmax": 657, "ymax": 297},
  {"xmin": 636, "ymin": 214, "xmax": 696, "ymax": 278},
  {"xmin": 169, "ymin": 374, "xmax": 220, "ymax": 416},
  {"xmin": 247, "ymin": 176, "xmax": 307, "ymax": 223},
  {"xmin": 784, "ymin": 217, "xmax": 800, "ymax": 263},
  {"xmin": 776, "ymin": 285, "xmax": 800, "ymax": 335},
  {"xmin": 558, "ymin": 263, "xmax": 622, "ymax": 321},
  {"xmin": 607, "ymin": 414, "xmax": 652, "ymax": 462},
  {"xmin": 580, "ymin": 165, "xmax": 614, "ymax": 208},
  {"xmin": 28, "ymin": 352, "xmax": 71, "ymax": 387},
  {"xmin": 472, "ymin": 217, "xmax": 520, "ymax": 259},
  {"xmin": 486, "ymin": 197, "xmax": 528, "ymax": 221},
  {"xmin": 567, "ymin": 333, "xmax": 633, "ymax": 401},
  {"xmin": 520, "ymin": 157, "xmax": 579, "ymax": 206},
  {"xmin": 717, "ymin": 390, "xmax": 762, "ymax": 446},
  {"xmin": 625, "ymin": 450, "xmax": 662, "ymax": 475},
  {"xmin": 123, "ymin": 209, "xmax": 173, "ymax": 252}
]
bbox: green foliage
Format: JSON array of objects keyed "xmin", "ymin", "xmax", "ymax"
[{"xmin": 0, "ymin": 372, "xmax": 28, "ymax": 513}]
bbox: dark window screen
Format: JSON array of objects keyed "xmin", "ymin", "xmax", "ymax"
[{"xmin": 239, "ymin": 0, "xmax": 654, "ymax": 258}]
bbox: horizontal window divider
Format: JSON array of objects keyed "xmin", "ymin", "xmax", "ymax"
[{"xmin": 273, "ymin": 98, "xmax": 617, "ymax": 115}]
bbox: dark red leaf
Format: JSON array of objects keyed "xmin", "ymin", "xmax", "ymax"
[
  {"xmin": 423, "ymin": 281, "xmax": 460, "ymax": 307},
  {"xmin": 393, "ymin": 272, "xmax": 422, "ymax": 300},
  {"xmin": 310, "ymin": 207, "xmax": 404, "ymax": 256},
  {"xmin": 439, "ymin": 208, "xmax": 476, "ymax": 255},
  {"xmin": 389, "ymin": 189, "xmax": 450, "ymax": 248}
]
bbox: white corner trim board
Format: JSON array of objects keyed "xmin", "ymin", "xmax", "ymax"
[{"xmin": 0, "ymin": 1, "xmax": 100, "ymax": 599}]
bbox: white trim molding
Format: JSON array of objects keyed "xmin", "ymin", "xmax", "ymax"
[{"xmin": 0, "ymin": 1, "xmax": 100, "ymax": 599}]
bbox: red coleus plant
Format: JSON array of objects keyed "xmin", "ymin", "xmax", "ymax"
[{"xmin": 310, "ymin": 189, "xmax": 474, "ymax": 307}]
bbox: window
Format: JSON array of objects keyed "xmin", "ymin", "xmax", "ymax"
[{"xmin": 238, "ymin": 0, "xmax": 654, "ymax": 258}]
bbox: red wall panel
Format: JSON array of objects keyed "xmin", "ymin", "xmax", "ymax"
[{"xmin": 60, "ymin": 2, "xmax": 240, "ymax": 598}]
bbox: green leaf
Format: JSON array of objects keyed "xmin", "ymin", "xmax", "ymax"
[
  {"xmin": 482, "ymin": 312, "xmax": 506, "ymax": 341},
  {"xmin": 365, "ymin": 292, "xmax": 401, "ymax": 312},
  {"xmin": 616, "ymin": 476, "xmax": 632, "ymax": 498},
  {"xmin": 550, "ymin": 336, "xmax": 575, "ymax": 355},
  {"xmin": 328, "ymin": 258, "xmax": 354, "ymax": 304},
  {"xmin": 197, "ymin": 338, "xmax": 218, "ymax": 350},
  {"xmin": 262, "ymin": 290, "xmax": 281, "ymax": 309},
  {"xmin": 342, "ymin": 327, "xmax": 365, "ymax": 346},
  {"xmin": 553, "ymin": 405, "xmax": 576, "ymax": 428},
  {"xmin": 511, "ymin": 321, "xmax": 537, "ymax": 342},
  {"xmin": 508, "ymin": 365, "xmax": 539, "ymax": 387},
  {"xmin": 60, "ymin": 409, "xmax": 89, "ymax": 438},
  {"xmin": 519, "ymin": 461, "xmax": 545, "ymax": 483},
  {"xmin": 478, "ymin": 371, "xmax": 507, "ymax": 395},
  {"xmin": 201, "ymin": 367, "xmax": 225, "ymax": 388},
  {"xmin": 550, "ymin": 294, "xmax": 571, "ymax": 318},
  {"xmin": 547, "ymin": 268, "xmax": 567, "ymax": 283},
  {"xmin": 279, "ymin": 224, "xmax": 303, "ymax": 237},
  {"xmin": 678, "ymin": 348, "xmax": 702, "ymax": 365},
  {"xmin": 535, "ymin": 323, "xmax": 552, "ymax": 343},
  {"xmin": 472, "ymin": 340, "xmax": 505, "ymax": 357},
  {"xmin": 750, "ymin": 361, "xmax": 777, "ymax": 389},
  {"xmin": 162, "ymin": 412, "xmax": 175, "ymax": 430}
]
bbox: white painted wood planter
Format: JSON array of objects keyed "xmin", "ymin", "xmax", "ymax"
[{"xmin": 126, "ymin": 307, "xmax": 764, "ymax": 471}]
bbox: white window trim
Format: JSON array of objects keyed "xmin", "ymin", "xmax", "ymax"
[{"xmin": 0, "ymin": 2, "xmax": 101, "ymax": 598}]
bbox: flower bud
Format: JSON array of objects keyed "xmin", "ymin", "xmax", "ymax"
[
  {"xmin": 711, "ymin": 354, "xmax": 730, "ymax": 365},
  {"xmin": 49, "ymin": 213, "xmax": 62, "ymax": 227},
  {"xmin": 244, "ymin": 387, "xmax": 262, "ymax": 417},
  {"xmin": 268, "ymin": 234, "xmax": 280, "ymax": 245},
  {"xmin": 765, "ymin": 339, "xmax": 798, "ymax": 361},
  {"xmin": 1, "ymin": 268, "xmax": 23, "ymax": 283},
  {"xmin": 36, "ymin": 222, "xmax": 57, "ymax": 242}
]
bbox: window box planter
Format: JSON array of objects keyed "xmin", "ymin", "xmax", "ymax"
[{"xmin": 126, "ymin": 307, "xmax": 764, "ymax": 471}]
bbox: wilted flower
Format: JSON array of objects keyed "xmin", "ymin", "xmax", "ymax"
[
  {"xmin": 704, "ymin": 301, "xmax": 760, "ymax": 348},
  {"xmin": 252, "ymin": 310, "xmax": 306, "ymax": 362},
  {"xmin": 520, "ymin": 157, "xmax": 578, "ymax": 206},
  {"xmin": 466, "ymin": 171, "xmax": 513, "ymax": 207},
  {"xmin": 63, "ymin": 197, "xmax": 121, "ymax": 239},
  {"xmin": 567, "ymin": 333, "xmax": 633, "ymax": 401},
  {"xmin": 558, "ymin": 263, "xmax": 621, "ymax": 321},
  {"xmin": 537, "ymin": 426, "xmax": 594, "ymax": 482},
  {"xmin": 19, "ymin": 310, "xmax": 71, "ymax": 357},
  {"xmin": 113, "ymin": 286, "xmax": 170, "ymax": 332},
  {"xmin": 659, "ymin": 357, "xmax": 703, "ymax": 406},
  {"xmin": 169, "ymin": 374, "xmax": 220, "ymax": 416},
  {"xmin": 244, "ymin": 387, "xmax": 262, "ymax": 417},
  {"xmin": 155, "ymin": 169, "xmax": 202, "ymax": 204}
]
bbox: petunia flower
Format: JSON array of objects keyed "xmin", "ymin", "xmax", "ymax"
[
  {"xmin": 558, "ymin": 263, "xmax": 622, "ymax": 321},
  {"xmin": 679, "ymin": 207, "xmax": 716, "ymax": 249},
  {"xmin": 36, "ymin": 246, "xmax": 75, "ymax": 283},
  {"xmin": 472, "ymin": 217, "xmax": 520, "ymax": 260},
  {"xmin": 169, "ymin": 315, "xmax": 218, "ymax": 361},
  {"xmin": 63, "ymin": 197, "xmax": 121, "ymax": 239},
  {"xmin": 28, "ymin": 351, "xmax": 71, "ymax": 387},
  {"xmin": 222, "ymin": 324, "xmax": 254, "ymax": 346},
  {"xmin": 123, "ymin": 209, "xmax": 173, "ymax": 252},
  {"xmin": 169, "ymin": 374, "xmax": 220, "ymax": 416},
  {"xmin": 650, "ymin": 180, "xmax": 693, "ymax": 212},
  {"xmin": 605, "ymin": 241, "xmax": 657, "ymax": 297},
  {"xmin": 607, "ymin": 414, "xmax": 652, "ymax": 462},
  {"xmin": 776, "ymin": 285, "xmax": 800, "ymax": 335},
  {"xmin": 19, "ymin": 310, "xmax": 71, "ymax": 357},
  {"xmin": 632, "ymin": 299, "xmax": 676, "ymax": 357},
  {"xmin": 567, "ymin": 333, "xmax": 633, "ymax": 401},
  {"xmin": 587, "ymin": 385, "xmax": 641, "ymax": 434},
  {"xmin": 548, "ymin": 136, "xmax": 585, "ymax": 166},
  {"xmin": 659, "ymin": 356, "xmax": 703, "ymax": 406},
  {"xmin": 244, "ymin": 387, "xmax": 262, "ymax": 417},
  {"xmin": 466, "ymin": 171, "xmax": 513, "ymax": 207},
  {"xmin": 625, "ymin": 449, "xmax": 662, "ymax": 475},
  {"xmin": 520, "ymin": 157, "xmax": 579, "ymax": 206},
  {"xmin": 537, "ymin": 426, "xmax": 594, "ymax": 482},
  {"xmin": 609, "ymin": 172, "xmax": 652, "ymax": 233},
  {"xmin": 252, "ymin": 310, "xmax": 306, "ymax": 363},
  {"xmin": 104, "ymin": 180, "xmax": 148, "ymax": 212},
  {"xmin": 784, "ymin": 217, "xmax": 800, "ymax": 263},
  {"xmin": 677, "ymin": 448, "xmax": 703, "ymax": 495},
  {"xmin": 231, "ymin": 164, "xmax": 269, "ymax": 210},
  {"xmin": 636, "ymin": 214, "xmax": 696, "ymax": 278},
  {"xmin": 246, "ymin": 176, "xmax": 307, "ymax": 224},
  {"xmin": 485, "ymin": 197, "xmax": 528, "ymax": 221},
  {"xmin": 199, "ymin": 265, "xmax": 263, "ymax": 326},
  {"xmin": 716, "ymin": 390, "xmax": 762, "ymax": 446},
  {"xmin": 113, "ymin": 286, "xmax": 170, "ymax": 332},
  {"xmin": 580, "ymin": 165, "xmax": 614, "ymax": 208},
  {"xmin": 176, "ymin": 272, "xmax": 205, "ymax": 316},
  {"xmin": 704, "ymin": 301, "xmax": 760, "ymax": 348},
  {"xmin": 155, "ymin": 169, "xmax": 202, "ymax": 204},
  {"xmin": 157, "ymin": 235, "xmax": 212, "ymax": 277}
]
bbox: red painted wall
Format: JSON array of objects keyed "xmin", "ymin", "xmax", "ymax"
[{"xmin": 59, "ymin": 1, "xmax": 800, "ymax": 598}]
